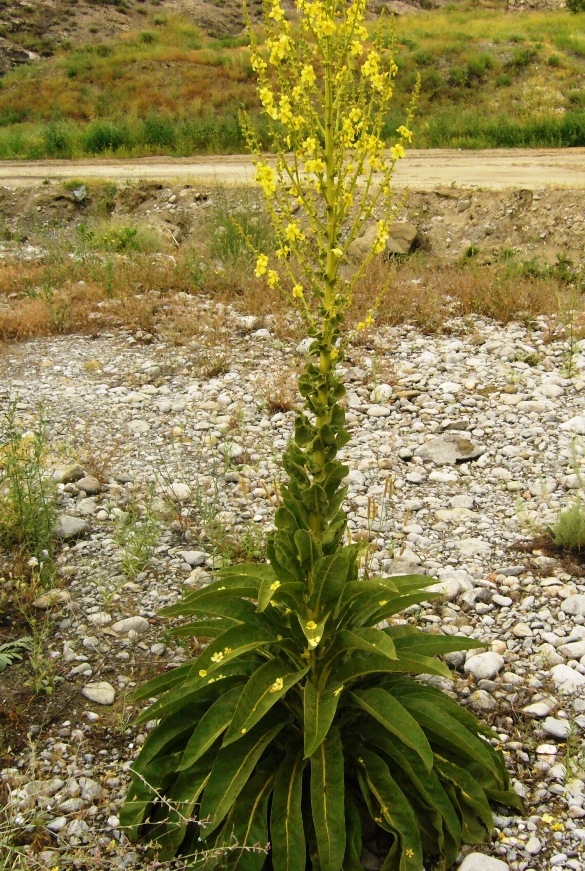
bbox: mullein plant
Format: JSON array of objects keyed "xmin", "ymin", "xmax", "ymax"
[{"xmin": 121, "ymin": 1, "xmax": 522, "ymax": 868}]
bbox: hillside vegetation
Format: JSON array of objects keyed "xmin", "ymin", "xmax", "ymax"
[{"xmin": 0, "ymin": 4, "xmax": 583, "ymax": 155}]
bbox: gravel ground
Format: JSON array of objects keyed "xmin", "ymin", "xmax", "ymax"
[{"xmin": 1, "ymin": 297, "xmax": 585, "ymax": 871}]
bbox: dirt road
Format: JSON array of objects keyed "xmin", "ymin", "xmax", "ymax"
[{"xmin": 0, "ymin": 148, "xmax": 583, "ymax": 190}]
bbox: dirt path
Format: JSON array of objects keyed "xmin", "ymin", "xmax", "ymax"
[{"xmin": 0, "ymin": 148, "xmax": 583, "ymax": 190}]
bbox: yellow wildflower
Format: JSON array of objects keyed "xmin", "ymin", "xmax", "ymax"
[
  {"xmin": 405, "ymin": 849, "xmax": 415, "ymax": 858},
  {"xmin": 300, "ymin": 64, "xmax": 316, "ymax": 87},
  {"xmin": 267, "ymin": 270, "xmax": 280, "ymax": 288},
  {"xmin": 211, "ymin": 651, "xmax": 224, "ymax": 663},
  {"xmin": 284, "ymin": 222, "xmax": 304, "ymax": 243},
  {"xmin": 306, "ymin": 620, "xmax": 318, "ymax": 630},
  {"xmin": 308, "ymin": 636, "xmax": 321, "ymax": 648},
  {"xmin": 333, "ymin": 685, "xmax": 343, "ymax": 696},
  {"xmin": 292, "ymin": 284, "xmax": 304, "ymax": 299},
  {"xmin": 270, "ymin": 580, "xmax": 281, "ymax": 591},
  {"xmin": 268, "ymin": 2, "xmax": 285, "ymax": 22},
  {"xmin": 331, "ymin": 247, "xmax": 344, "ymax": 259},
  {"xmin": 391, "ymin": 143, "xmax": 406, "ymax": 160},
  {"xmin": 255, "ymin": 254, "xmax": 268, "ymax": 277},
  {"xmin": 397, "ymin": 125, "xmax": 413, "ymax": 142},
  {"xmin": 198, "ymin": 669, "xmax": 208, "ymax": 677}
]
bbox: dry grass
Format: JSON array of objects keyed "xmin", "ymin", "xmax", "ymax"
[{"xmin": 0, "ymin": 246, "xmax": 576, "ymax": 349}]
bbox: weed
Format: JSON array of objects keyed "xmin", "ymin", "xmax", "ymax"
[
  {"xmin": 0, "ymin": 637, "xmax": 32, "ymax": 674},
  {"xmin": 114, "ymin": 488, "xmax": 163, "ymax": 579},
  {"xmin": 0, "ymin": 403, "xmax": 57, "ymax": 579},
  {"xmin": 551, "ymin": 502, "xmax": 585, "ymax": 552}
]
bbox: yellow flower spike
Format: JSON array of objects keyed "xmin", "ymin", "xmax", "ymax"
[
  {"xmin": 300, "ymin": 64, "xmax": 316, "ymax": 87},
  {"xmin": 397, "ymin": 125, "xmax": 413, "ymax": 142},
  {"xmin": 267, "ymin": 270, "xmax": 280, "ymax": 288},
  {"xmin": 292, "ymin": 284, "xmax": 304, "ymax": 299},
  {"xmin": 255, "ymin": 254, "xmax": 268, "ymax": 277}
]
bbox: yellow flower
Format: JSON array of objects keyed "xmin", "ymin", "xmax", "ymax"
[
  {"xmin": 255, "ymin": 163, "xmax": 276, "ymax": 198},
  {"xmin": 302, "ymin": 136, "xmax": 317, "ymax": 154},
  {"xmin": 300, "ymin": 64, "xmax": 316, "ymax": 87},
  {"xmin": 405, "ymin": 849, "xmax": 415, "ymax": 858},
  {"xmin": 284, "ymin": 222, "xmax": 304, "ymax": 243},
  {"xmin": 306, "ymin": 620, "xmax": 318, "ymax": 630},
  {"xmin": 391, "ymin": 143, "xmax": 406, "ymax": 160},
  {"xmin": 198, "ymin": 669, "xmax": 207, "ymax": 677},
  {"xmin": 255, "ymin": 254, "xmax": 268, "ymax": 277},
  {"xmin": 241, "ymin": 728, "xmax": 247, "ymax": 734},
  {"xmin": 397, "ymin": 125, "xmax": 413, "ymax": 142},
  {"xmin": 268, "ymin": 1, "xmax": 285, "ymax": 22},
  {"xmin": 331, "ymin": 247, "xmax": 344, "ymax": 259},
  {"xmin": 308, "ymin": 636, "xmax": 321, "ymax": 648},
  {"xmin": 223, "ymin": 647, "xmax": 232, "ymax": 654},
  {"xmin": 378, "ymin": 599, "xmax": 387, "ymax": 606},
  {"xmin": 333, "ymin": 685, "xmax": 343, "ymax": 696},
  {"xmin": 269, "ymin": 677, "xmax": 284, "ymax": 693},
  {"xmin": 211, "ymin": 651, "xmax": 224, "ymax": 663},
  {"xmin": 267, "ymin": 270, "xmax": 280, "ymax": 288},
  {"xmin": 292, "ymin": 284, "xmax": 304, "ymax": 299},
  {"xmin": 270, "ymin": 580, "xmax": 281, "ymax": 591},
  {"xmin": 542, "ymin": 813, "xmax": 554, "ymax": 824}
]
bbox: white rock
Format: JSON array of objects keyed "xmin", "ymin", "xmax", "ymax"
[
  {"xmin": 459, "ymin": 854, "xmax": 509, "ymax": 871},
  {"xmin": 551, "ymin": 664, "xmax": 585, "ymax": 694},
  {"xmin": 128, "ymin": 419, "xmax": 150, "ymax": 433},
  {"xmin": 559, "ymin": 640, "xmax": 585, "ymax": 658},
  {"xmin": 370, "ymin": 384, "xmax": 393, "ymax": 402},
  {"xmin": 81, "ymin": 681, "xmax": 116, "ymax": 705},
  {"xmin": 178, "ymin": 550, "xmax": 208, "ymax": 566},
  {"xmin": 111, "ymin": 616, "xmax": 150, "ymax": 636},
  {"xmin": 54, "ymin": 515, "xmax": 90, "ymax": 540},
  {"xmin": 165, "ymin": 482, "xmax": 192, "ymax": 502},
  {"xmin": 521, "ymin": 697, "xmax": 557, "ymax": 717},
  {"xmin": 33, "ymin": 590, "xmax": 71, "ymax": 609},
  {"xmin": 543, "ymin": 717, "xmax": 571, "ymax": 740},
  {"xmin": 464, "ymin": 652, "xmax": 504, "ymax": 680},
  {"xmin": 525, "ymin": 836, "xmax": 542, "ymax": 855},
  {"xmin": 561, "ymin": 415, "xmax": 585, "ymax": 434},
  {"xmin": 367, "ymin": 404, "xmax": 391, "ymax": 417},
  {"xmin": 561, "ymin": 595, "xmax": 585, "ymax": 616},
  {"xmin": 87, "ymin": 611, "xmax": 111, "ymax": 626},
  {"xmin": 459, "ymin": 538, "xmax": 490, "ymax": 557}
]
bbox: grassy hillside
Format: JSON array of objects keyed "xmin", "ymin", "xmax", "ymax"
[{"xmin": 0, "ymin": 5, "xmax": 583, "ymax": 155}]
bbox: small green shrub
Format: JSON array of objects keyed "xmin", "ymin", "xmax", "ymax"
[
  {"xmin": 566, "ymin": 0, "xmax": 585, "ymax": 13},
  {"xmin": 114, "ymin": 493, "xmax": 162, "ymax": 579},
  {"xmin": 552, "ymin": 502, "xmax": 585, "ymax": 551},
  {"xmin": 0, "ymin": 402, "xmax": 56, "ymax": 575}
]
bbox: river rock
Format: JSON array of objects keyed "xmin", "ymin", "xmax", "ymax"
[
  {"xmin": 111, "ymin": 616, "xmax": 150, "ymax": 636},
  {"xmin": 459, "ymin": 854, "xmax": 509, "ymax": 871},
  {"xmin": 81, "ymin": 682, "xmax": 116, "ymax": 705},
  {"xmin": 54, "ymin": 515, "xmax": 90, "ymax": 539},
  {"xmin": 561, "ymin": 595, "xmax": 585, "ymax": 617},
  {"xmin": 464, "ymin": 652, "xmax": 504, "ymax": 680},
  {"xmin": 414, "ymin": 434, "xmax": 483, "ymax": 465}
]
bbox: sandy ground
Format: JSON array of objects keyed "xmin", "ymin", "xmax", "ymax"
[{"xmin": 0, "ymin": 148, "xmax": 583, "ymax": 190}]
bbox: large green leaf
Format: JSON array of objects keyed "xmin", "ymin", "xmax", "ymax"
[
  {"xmin": 219, "ymin": 562, "xmax": 277, "ymax": 585},
  {"xmin": 332, "ymin": 628, "xmax": 397, "ymax": 662},
  {"xmin": 170, "ymin": 619, "xmax": 235, "ymax": 639},
  {"xmin": 387, "ymin": 627, "xmax": 484, "ymax": 656},
  {"xmin": 400, "ymin": 697, "xmax": 498, "ymax": 773},
  {"xmin": 164, "ymin": 594, "xmax": 258, "ymax": 623},
  {"xmin": 310, "ymin": 726, "xmax": 346, "ymax": 871},
  {"xmin": 188, "ymin": 622, "xmax": 275, "ymax": 679},
  {"xmin": 121, "ymin": 751, "xmax": 182, "ymax": 835},
  {"xmin": 303, "ymin": 681, "xmax": 340, "ymax": 758},
  {"xmin": 133, "ymin": 662, "xmax": 191, "ymax": 702},
  {"xmin": 309, "ymin": 553, "xmax": 349, "ymax": 615},
  {"xmin": 150, "ymin": 756, "xmax": 212, "ymax": 860},
  {"xmin": 215, "ymin": 759, "xmax": 275, "ymax": 871},
  {"xmin": 271, "ymin": 752, "xmax": 307, "ymax": 871},
  {"xmin": 178, "ymin": 685, "xmax": 243, "ymax": 770},
  {"xmin": 294, "ymin": 529, "xmax": 323, "ymax": 574},
  {"xmin": 350, "ymin": 688, "xmax": 433, "ymax": 771},
  {"xmin": 199, "ymin": 715, "xmax": 285, "ymax": 838},
  {"xmin": 343, "ymin": 793, "xmax": 364, "ymax": 871},
  {"xmin": 137, "ymin": 662, "xmax": 257, "ymax": 724},
  {"xmin": 224, "ymin": 660, "xmax": 308, "ymax": 743},
  {"xmin": 334, "ymin": 651, "xmax": 451, "ymax": 685},
  {"xmin": 131, "ymin": 706, "xmax": 207, "ymax": 774},
  {"xmin": 367, "ymin": 591, "xmax": 444, "ymax": 626},
  {"xmin": 358, "ymin": 749, "xmax": 423, "ymax": 871},
  {"xmin": 434, "ymin": 758, "xmax": 494, "ymax": 843},
  {"xmin": 363, "ymin": 728, "xmax": 462, "ymax": 864}
]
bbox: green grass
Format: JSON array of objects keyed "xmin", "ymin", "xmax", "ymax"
[{"xmin": 0, "ymin": 7, "xmax": 582, "ymax": 154}]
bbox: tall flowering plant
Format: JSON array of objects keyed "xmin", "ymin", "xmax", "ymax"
[{"xmin": 122, "ymin": 2, "xmax": 522, "ymax": 868}]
